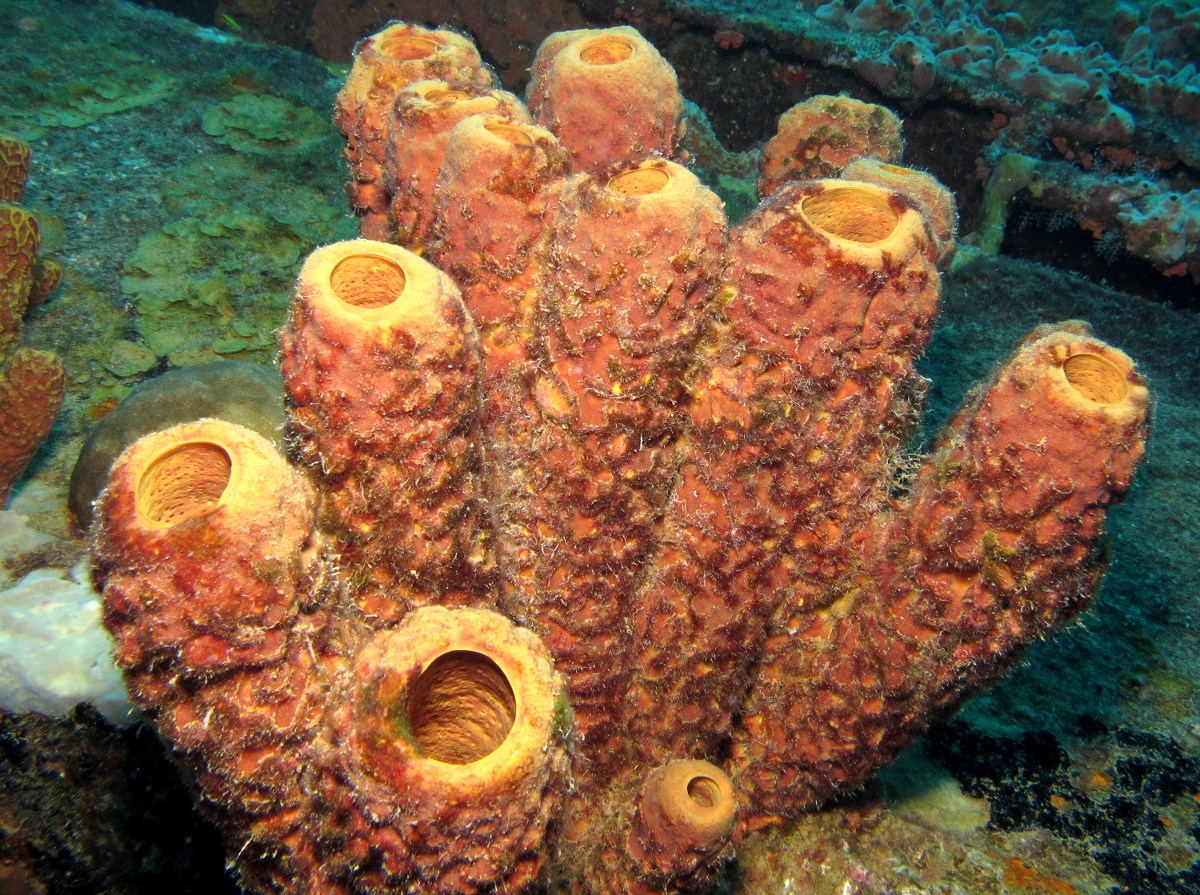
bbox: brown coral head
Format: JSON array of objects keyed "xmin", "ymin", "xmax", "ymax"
[
  {"xmin": 578, "ymin": 34, "xmax": 636, "ymax": 66},
  {"xmin": 629, "ymin": 759, "xmax": 737, "ymax": 876},
  {"xmin": 0, "ymin": 133, "xmax": 31, "ymax": 203},
  {"xmin": 0, "ymin": 206, "xmax": 41, "ymax": 307},
  {"xmin": 0, "ymin": 347, "xmax": 64, "ymax": 506},
  {"xmin": 136, "ymin": 440, "xmax": 232, "ymax": 528}
]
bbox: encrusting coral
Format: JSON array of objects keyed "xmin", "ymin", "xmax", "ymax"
[
  {"xmin": 0, "ymin": 134, "xmax": 64, "ymax": 505},
  {"xmin": 89, "ymin": 21, "xmax": 1152, "ymax": 895}
]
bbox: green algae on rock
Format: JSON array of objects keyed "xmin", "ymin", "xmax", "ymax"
[
  {"xmin": 201, "ymin": 93, "xmax": 336, "ymax": 159},
  {"xmin": 119, "ymin": 155, "xmax": 355, "ymax": 366},
  {"xmin": 0, "ymin": 54, "xmax": 176, "ymax": 141}
]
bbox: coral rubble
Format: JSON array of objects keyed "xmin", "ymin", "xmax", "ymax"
[{"xmin": 89, "ymin": 22, "xmax": 1152, "ymax": 895}]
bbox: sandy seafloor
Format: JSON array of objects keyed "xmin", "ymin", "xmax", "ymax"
[{"xmin": 0, "ymin": 0, "xmax": 1198, "ymax": 893}]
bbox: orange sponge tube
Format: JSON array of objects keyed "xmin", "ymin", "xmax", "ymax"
[
  {"xmin": 621, "ymin": 179, "xmax": 940, "ymax": 770},
  {"xmin": 383, "ymin": 80, "xmax": 529, "ymax": 248},
  {"xmin": 334, "ymin": 23, "xmax": 496, "ymax": 238},
  {"xmin": 324, "ymin": 605, "xmax": 571, "ymax": 894},
  {"xmin": 731, "ymin": 325, "xmax": 1151, "ymax": 826},
  {"xmin": 498, "ymin": 158, "xmax": 726, "ymax": 783},
  {"xmin": 758, "ymin": 94, "xmax": 904, "ymax": 198},
  {"xmin": 278, "ymin": 239, "xmax": 491, "ymax": 622},
  {"xmin": 527, "ymin": 26, "xmax": 684, "ymax": 171},
  {"xmin": 428, "ymin": 115, "xmax": 568, "ymax": 393}
]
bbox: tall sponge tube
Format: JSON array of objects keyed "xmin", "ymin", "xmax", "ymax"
[
  {"xmin": 93, "ymin": 419, "xmax": 319, "ymax": 682},
  {"xmin": 527, "ymin": 26, "xmax": 684, "ymax": 171},
  {"xmin": 91, "ymin": 419, "xmax": 327, "ymax": 878},
  {"xmin": 731, "ymin": 324, "xmax": 1151, "ymax": 826},
  {"xmin": 278, "ymin": 239, "xmax": 491, "ymax": 622}
]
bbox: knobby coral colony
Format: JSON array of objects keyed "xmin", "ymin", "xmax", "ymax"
[{"xmin": 90, "ymin": 21, "xmax": 1152, "ymax": 895}]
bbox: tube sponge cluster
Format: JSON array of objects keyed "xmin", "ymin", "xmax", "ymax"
[
  {"xmin": 0, "ymin": 134, "xmax": 64, "ymax": 505},
  {"xmin": 89, "ymin": 21, "xmax": 1152, "ymax": 895}
]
